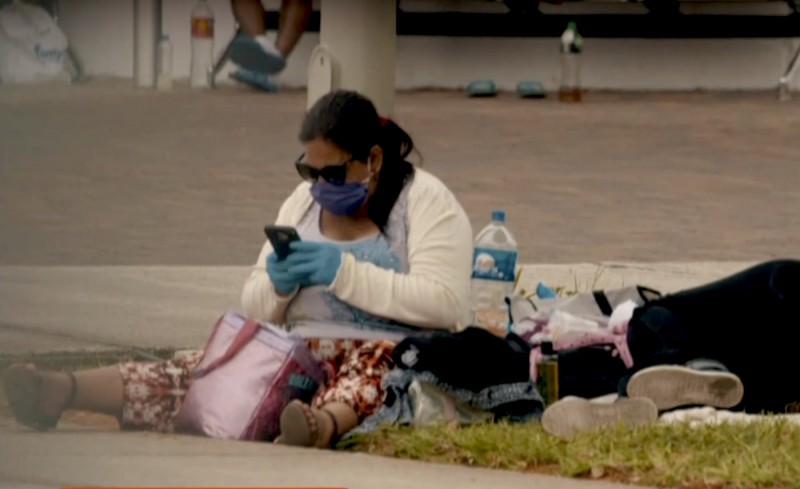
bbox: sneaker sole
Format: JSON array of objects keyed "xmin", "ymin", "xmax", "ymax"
[
  {"xmin": 541, "ymin": 396, "xmax": 658, "ymax": 440},
  {"xmin": 627, "ymin": 365, "xmax": 744, "ymax": 411},
  {"xmin": 230, "ymin": 37, "xmax": 286, "ymax": 75}
]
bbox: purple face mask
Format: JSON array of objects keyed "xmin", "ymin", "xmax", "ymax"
[
  {"xmin": 310, "ymin": 179, "xmax": 369, "ymax": 216},
  {"xmin": 310, "ymin": 161, "xmax": 372, "ymax": 216}
]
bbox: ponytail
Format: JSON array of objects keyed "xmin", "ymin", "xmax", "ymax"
[{"xmin": 368, "ymin": 117, "xmax": 416, "ymax": 231}]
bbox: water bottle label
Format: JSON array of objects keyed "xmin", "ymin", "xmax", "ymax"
[
  {"xmin": 191, "ymin": 18, "xmax": 214, "ymax": 38},
  {"xmin": 471, "ymin": 247, "xmax": 517, "ymax": 282}
]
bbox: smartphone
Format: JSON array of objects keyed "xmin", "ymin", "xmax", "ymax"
[{"xmin": 264, "ymin": 225, "xmax": 301, "ymax": 260}]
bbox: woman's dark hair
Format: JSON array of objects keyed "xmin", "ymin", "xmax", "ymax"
[{"xmin": 299, "ymin": 90, "xmax": 416, "ymax": 231}]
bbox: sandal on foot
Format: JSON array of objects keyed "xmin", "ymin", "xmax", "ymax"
[
  {"xmin": 1, "ymin": 365, "xmax": 76, "ymax": 431},
  {"xmin": 277, "ymin": 400, "xmax": 339, "ymax": 448}
]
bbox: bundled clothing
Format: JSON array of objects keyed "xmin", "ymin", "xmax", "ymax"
[{"xmin": 347, "ymin": 327, "xmax": 545, "ymax": 436}]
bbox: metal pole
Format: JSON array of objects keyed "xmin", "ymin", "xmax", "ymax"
[
  {"xmin": 133, "ymin": 0, "xmax": 161, "ymax": 88},
  {"xmin": 778, "ymin": 41, "xmax": 800, "ymax": 101}
]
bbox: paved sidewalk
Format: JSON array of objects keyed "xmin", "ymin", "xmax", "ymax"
[
  {"xmin": 2, "ymin": 83, "xmax": 798, "ymax": 266},
  {"xmin": 0, "ymin": 416, "xmax": 646, "ymax": 489}
]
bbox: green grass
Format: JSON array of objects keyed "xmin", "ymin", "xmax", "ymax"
[
  {"xmin": 341, "ymin": 420, "xmax": 800, "ymax": 489},
  {"xmin": 4, "ymin": 349, "xmax": 799, "ymax": 488}
]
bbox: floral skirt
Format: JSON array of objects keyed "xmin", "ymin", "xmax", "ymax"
[{"xmin": 118, "ymin": 339, "xmax": 396, "ymax": 432}]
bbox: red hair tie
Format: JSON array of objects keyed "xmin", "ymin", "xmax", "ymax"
[{"xmin": 379, "ymin": 115, "xmax": 390, "ymax": 127}]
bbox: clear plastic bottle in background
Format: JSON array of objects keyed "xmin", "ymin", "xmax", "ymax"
[
  {"xmin": 558, "ymin": 21, "xmax": 583, "ymax": 103},
  {"xmin": 157, "ymin": 34, "xmax": 173, "ymax": 91},
  {"xmin": 470, "ymin": 209, "xmax": 519, "ymax": 337},
  {"xmin": 190, "ymin": 0, "xmax": 214, "ymax": 88}
]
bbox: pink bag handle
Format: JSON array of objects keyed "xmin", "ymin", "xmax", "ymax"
[{"xmin": 192, "ymin": 318, "xmax": 261, "ymax": 378}]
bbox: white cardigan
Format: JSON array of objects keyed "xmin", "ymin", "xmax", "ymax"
[{"xmin": 240, "ymin": 169, "xmax": 474, "ymax": 332}]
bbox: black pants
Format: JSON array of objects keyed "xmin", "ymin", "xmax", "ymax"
[{"xmin": 622, "ymin": 259, "xmax": 800, "ymax": 413}]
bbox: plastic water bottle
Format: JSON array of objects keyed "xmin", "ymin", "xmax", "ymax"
[
  {"xmin": 190, "ymin": 0, "xmax": 214, "ymax": 88},
  {"xmin": 156, "ymin": 34, "xmax": 173, "ymax": 91},
  {"xmin": 470, "ymin": 209, "xmax": 519, "ymax": 336},
  {"xmin": 558, "ymin": 22, "xmax": 583, "ymax": 103}
]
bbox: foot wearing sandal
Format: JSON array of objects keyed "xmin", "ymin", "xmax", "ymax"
[
  {"xmin": 1, "ymin": 364, "xmax": 76, "ymax": 431},
  {"xmin": 541, "ymin": 396, "xmax": 658, "ymax": 440},
  {"xmin": 626, "ymin": 360, "xmax": 744, "ymax": 411},
  {"xmin": 276, "ymin": 400, "xmax": 357, "ymax": 449}
]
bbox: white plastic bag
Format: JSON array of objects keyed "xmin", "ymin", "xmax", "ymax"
[{"xmin": 0, "ymin": 0, "xmax": 70, "ymax": 84}]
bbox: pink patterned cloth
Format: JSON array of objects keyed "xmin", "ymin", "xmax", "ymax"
[
  {"xmin": 118, "ymin": 339, "xmax": 395, "ymax": 432},
  {"xmin": 527, "ymin": 301, "xmax": 637, "ymax": 382}
]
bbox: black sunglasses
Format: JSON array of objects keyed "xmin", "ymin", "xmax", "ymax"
[{"xmin": 294, "ymin": 153, "xmax": 355, "ymax": 186}]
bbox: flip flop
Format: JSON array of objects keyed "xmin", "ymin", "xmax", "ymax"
[
  {"xmin": 1, "ymin": 365, "xmax": 76, "ymax": 431},
  {"xmin": 229, "ymin": 35, "xmax": 286, "ymax": 76},
  {"xmin": 277, "ymin": 400, "xmax": 339, "ymax": 448},
  {"xmin": 517, "ymin": 80, "xmax": 546, "ymax": 98},
  {"xmin": 466, "ymin": 79, "xmax": 497, "ymax": 97}
]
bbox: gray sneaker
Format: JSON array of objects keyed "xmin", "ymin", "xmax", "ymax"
[
  {"xmin": 230, "ymin": 34, "xmax": 286, "ymax": 75},
  {"xmin": 626, "ymin": 363, "xmax": 744, "ymax": 411},
  {"xmin": 541, "ymin": 396, "xmax": 658, "ymax": 440}
]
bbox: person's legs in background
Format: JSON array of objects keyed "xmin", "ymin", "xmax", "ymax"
[
  {"xmin": 275, "ymin": 0, "xmax": 312, "ymax": 59},
  {"xmin": 231, "ymin": 0, "xmax": 268, "ymax": 39},
  {"xmin": 229, "ymin": 0, "xmax": 312, "ymax": 90}
]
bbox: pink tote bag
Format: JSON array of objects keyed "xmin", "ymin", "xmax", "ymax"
[{"xmin": 175, "ymin": 310, "xmax": 325, "ymax": 441}]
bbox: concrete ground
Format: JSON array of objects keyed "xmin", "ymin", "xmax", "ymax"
[
  {"xmin": 0, "ymin": 415, "xmax": 649, "ymax": 489},
  {"xmin": 1, "ymin": 82, "xmax": 799, "ymax": 266},
  {"xmin": 0, "ymin": 81, "xmax": 798, "ymax": 488}
]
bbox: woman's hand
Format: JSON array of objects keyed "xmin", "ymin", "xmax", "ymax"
[
  {"xmin": 266, "ymin": 252, "xmax": 305, "ymax": 296},
  {"xmin": 284, "ymin": 241, "xmax": 344, "ymax": 287}
]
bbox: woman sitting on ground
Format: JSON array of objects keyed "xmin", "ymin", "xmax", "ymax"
[{"xmin": 2, "ymin": 90, "xmax": 474, "ymax": 448}]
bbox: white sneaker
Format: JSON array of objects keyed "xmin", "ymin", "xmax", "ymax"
[
  {"xmin": 627, "ymin": 365, "xmax": 744, "ymax": 411},
  {"xmin": 541, "ymin": 396, "xmax": 658, "ymax": 440}
]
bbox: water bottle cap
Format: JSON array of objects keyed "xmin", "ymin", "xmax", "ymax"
[{"xmin": 491, "ymin": 210, "xmax": 506, "ymax": 222}]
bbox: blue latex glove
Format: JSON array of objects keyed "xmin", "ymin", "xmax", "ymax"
[
  {"xmin": 536, "ymin": 282, "xmax": 558, "ymax": 299},
  {"xmin": 266, "ymin": 251, "xmax": 306, "ymax": 295},
  {"xmin": 283, "ymin": 241, "xmax": 344, "ymax": 287}
]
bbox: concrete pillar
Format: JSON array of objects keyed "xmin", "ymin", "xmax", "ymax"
[
  {"xmin": 133, "ymin": 0, "xmax": 161, "ymax": 88},
  {"xmin": 308, "ymin": 0, "xmax": 396, "ymax": 115}
]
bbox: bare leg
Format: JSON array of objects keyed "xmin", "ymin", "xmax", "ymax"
[
  {"xmin": 231, "ymin": 0, "xmax": 267, "ymax": 38},
  {"xmin": 275, "ymin": 0, "xmax": 312, "ymax": 58},
  {"xmin": 3, "ymin": 364, "xmax": 123, "ymax": 424},
  {"xmin": 277, "ymin": 340, "xmax": 394, "ymax": 448}
]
